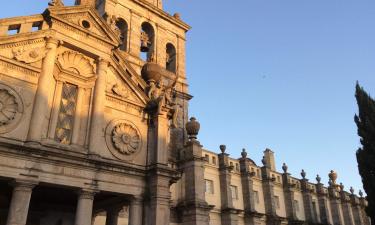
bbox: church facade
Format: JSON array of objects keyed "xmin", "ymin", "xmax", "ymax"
[{"xmin": 0, "ymin": 0, "xmax": 370, "ymax": 225}]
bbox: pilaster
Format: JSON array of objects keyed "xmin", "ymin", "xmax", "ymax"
[
  {"xmin": 339, "ymin": 187, "xmax": 354, "ymax": 225},
  {"xmin": 179, "ymin": 137, "xmax": 211, "ymax": 225},
  {"xmin": 239, "ymin": 149, "xmax": 258, "ymax": 225},
  {"xmin": 300, "ymin": 173, "xmax": 317, "ymax": 224},
  {"xmin": 328, "ymin": 186, "xmax": 345, "ymax": 225},
  {"xmin": 316, "ymin": 182, "xmax": 331, "ymax": 224},
  {"xmin": 281, "ymin": 165, "xmax": 298, "ymax": 222},
  {"xmin": 218, "ymin": 145, "xmax": 239, "ymax": 225}
]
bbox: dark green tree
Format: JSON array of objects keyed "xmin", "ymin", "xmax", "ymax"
[{"xmin": 355, "ymin": 83, "xmax": 375, "ymax": 223}]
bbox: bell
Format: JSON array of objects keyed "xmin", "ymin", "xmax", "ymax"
[{"xmin": 140, "ymin": 40, "xmax": 149, "ymax": 52}]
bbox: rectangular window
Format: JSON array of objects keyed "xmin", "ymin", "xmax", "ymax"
[
  {"xmin": 274, "ymin": 196, "xmax": 280, "ymax": 209},
  {"xmin": 204, "ymin": 154, "xmax": 209, "ymax": 162},
  {"xmin": 205, "ymin": 179, "xmax": 214, "ymax": 194},
  {"xmin": 55, "ymin": 83, "xmax": 78, "ymax": 144},
  {"xmin": 212, "ymin": 156, "xmax": 216, "ymax": 165},
  {"xmin": 231, "ymin": 185, "xmax": 238, "ymax": 200}
]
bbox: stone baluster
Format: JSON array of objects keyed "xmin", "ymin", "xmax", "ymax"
[
  {"xmin": 6, "ymin": 180, "xmax": 38, "ymax": 225},
  {"xmin": 27, "ymin": 37, "xmax": 59, "ymax": 142},
  {"xmin": 218, "ymin": 145, "xmax": 238, "ymax": 225},
  {"xmin": 74, "ymin": 189, "xmax": 96, "ymax": 225},
  {"xmin": 88, "ymin": 59, "xmax": 109, "ymax": 156}
]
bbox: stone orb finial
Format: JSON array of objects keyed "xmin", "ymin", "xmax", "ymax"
[
  {"xmin": 141, "ymin": 62, "xmax": 164, "ymax": 84},
  {"xmin": 282, "ymin": 163, "xmax": 288, "ymax": 173},
  {"xmin": 186, "ymin": 117, "xmax": 200, "ymax": 140},
  {"xmin": 173, "ymin": 13, "xmax": 181, "ymax": 20},
  {"xmin": 241, "ymin": 148, "xmax": 247, "ymax": 158},
  {"xmin": 301, "ymin": 169, "xmax": 306, "ymax": 179},
  {"xmin": 359, "ymin": 190, "xmax": 364, "ymax": 198},
  {"xmin": 350, "ymin": 187, "xmax": 355, "ymax": 195},
  {"xmin": 328, "ymin": 170, "xmax": 338, "ymax": 185},
  {"xmin": 316, "ymin": 174, "xmax": 321, "ymax": 184},
  {"xmin": 219, "ymin": 145, "xmax": 226, "ymax": 154}
]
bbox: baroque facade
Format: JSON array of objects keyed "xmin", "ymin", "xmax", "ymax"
[{"xmin": 0, "ymin": 0, "xmax": 370, "ymax": 225}]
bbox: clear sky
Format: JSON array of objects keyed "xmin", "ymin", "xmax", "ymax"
[{"xmin": 2, "ymin": 0, "xmax": 375, "ymax": 194}]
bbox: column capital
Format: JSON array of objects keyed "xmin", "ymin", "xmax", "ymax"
[
  {"xmin": 77, "ymin": 189, "xmax": 98, "ymax": 200},
  {"xmin": 44, "ymin": 36, "xmax": 62, "ymax": 47},
  {"xmin": 130, "ymin": 195, "xmax": 143, "ymax": 205},
  {"xmin": 10, "ymin": 179, "xmax": 38, "ymax": 190},
  {"xmin": 96, "ymin": 58, "xmax": 110, "ymax": 66}
]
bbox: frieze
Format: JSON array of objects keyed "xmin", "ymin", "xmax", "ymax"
[
  {"xmin": 0, "ymin": 60, "xmax": 39, "ymax": 78},
  {"xmin": 0, "ymin": 38, "xmax": 45, "ymax": 50},
  {"xmin": 106, "ymin": 95, "xmax": 144, "ymax": 116}
]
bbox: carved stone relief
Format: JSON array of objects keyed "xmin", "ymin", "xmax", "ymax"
[
  {"xmin": 57, "ymin": 51, "xmax": 95, "ymax": 78},
  {"xmin": 111, "ymin": 84, "xmax": 130, "ymax": 99},
  {"xmin": 105, "ymin": 119, "xmax": 142, "ymax": 161},
  {"xmin": 12, "ymin": 47, "xmax": 48, "ymax": 64},
  {"xmin": 0, "ymin": 83, "xmax": 24, "ymax": 134}
]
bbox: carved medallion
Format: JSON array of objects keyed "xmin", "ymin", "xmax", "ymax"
[
  {"xmin": 0, "ymin": 83, "xmax": 24, "ymax": 134},
  {"xmin": 12, "ymin": 47, "xmax": 48, "ymax": 64},
  {"xmin": 105, "ymin": 119, "xmax": 142, "ymax": 160},
  {"xmin": 112, "ymin": 123, "xmax": 140, "ymax": 155}
]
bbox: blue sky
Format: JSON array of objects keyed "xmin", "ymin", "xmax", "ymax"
[{"xmin": 2, "ymin": 0, "xmax": 375, "ymax": 193}]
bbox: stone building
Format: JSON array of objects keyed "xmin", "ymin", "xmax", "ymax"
[{"xmin": 0, "ymin": 0, "xmax": 370, "ymax": 225}]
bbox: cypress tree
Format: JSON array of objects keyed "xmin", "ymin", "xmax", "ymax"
[{"xmin": 354, "ymin": 83, "xmax": 375, "ymax": 222}]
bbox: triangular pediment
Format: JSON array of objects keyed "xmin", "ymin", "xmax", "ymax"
[{"xmin": 44, "ymin": 6, "xmax": 120, "ymax": 46}]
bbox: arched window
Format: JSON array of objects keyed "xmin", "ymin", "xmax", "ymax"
[
  {"xmin": 140, "ymin": 22, "xmax": 155, "ymax": 61},
  {"xmin": 166, "ymin": 43, "xmax": 177, "ymax": 73},
  {"xmin": 115, "ymin": 18, "xmax": 128, "ymax": 51}
]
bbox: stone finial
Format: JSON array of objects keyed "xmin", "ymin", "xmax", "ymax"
[
  {"xmin": 261, "ymin": 156, "xmax": 266, "ymax": 166},
  {"xmin": 359, "ymin": 190, "xmax": 364, "ymax": 198},
  {"xmin": 350, "ymin": 187, "xmax": 355, "ymax": 195},
  {"xmin": 328, "ymin": 180, "xmax": 333, "ymax": 186},
  {"xmin": 301, "ymin": 169, "xmax": 306, "ymax": 179},
  {"xmin": 186, "ymin": 117, "xmax": 200, "ymax": 140},
  {"xmin": 282, "ymin": 163, "xmax": 288, "ymax": 173},
  {"xmin": 219, "ymin": 145, "xmax": 226, "ymax": 154},
  {"xmin": 316, "ymin": 174, "xmax": 321, "ymax": 184},
  {"xmin": 173, "ymin": 13, "xmax": 181, "ymax": 20},
  {"xmin": 340, "ymin": 183, "xmax": 344, "ymax": 191},
  {"xmin": 328, "ymin": 170, "xmax": 338, "ymax": 185},
  {"xmin": 241, "ymin": 148, "xmax": 247, "ymax": 158},
  {"xmin": 48, "ymin": 0, "xmax": 64, "ymax": 6}
]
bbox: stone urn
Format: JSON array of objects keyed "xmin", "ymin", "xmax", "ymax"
[
  {"xmin": 329, "ymin": 170, "xmax": 338, "ymax": 184},
  {"xmin": 186, "ymin": 117, "xmax": 200, "ymax": 140},
  {"xmin": 141, "ymin": 62, "xmax": 164, "ymax": 83}
]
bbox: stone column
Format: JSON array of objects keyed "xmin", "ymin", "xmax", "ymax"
[
  {"xmin": 105, "ymin": 207, "xmax": 122, "ymax": 225},
  {"xmin": 239, "ymin": 149, "xmax": 258, "ymax": 225},
  {"xmin": 179, "ymin": 136, "xmax": 211, "ymax": 225},
  {"xmin": 6, "ymin": 180, "xmax": 38, "ymax": 225},
  {"xmin": 72, "ymin": 87, "xmax": 85, "ymax": 145},
  {"xmin": 129, "ymin": 197, "xmax": 143, "ymax": 225},
  {"xmin": 218, "ymin": 145, "xmax": 238, "ymax": 225},
  {"xmin": 74, "ymin": 189, "xmax": 96, "ymax": 225},
  {"xmin": 28, "ymin": 37, "xmax": 59, "ymax": 142},
  {"xmin": 88, "ymin": 59, "xmax": 109, "ymax": 156}
]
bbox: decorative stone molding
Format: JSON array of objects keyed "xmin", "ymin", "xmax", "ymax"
[
  {"xmin": 12, "ymin": 47, "xmax": 48, "ymax": 64},
  {"xmin": 111, "ymin": 84, "xmax": 130, "ymax": 99},
  {"xmin": 57, "ymin": 51, "xmax": 95, "ymax": 78},
  {"xmin": 105, "ymin": 119, "xmax": 142, "ymax": 161},
  {"xmin": 0, "ymin": 83, "xmax": 24, "ymax": 134}
]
